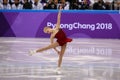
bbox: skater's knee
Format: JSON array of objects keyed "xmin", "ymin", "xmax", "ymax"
[{"xmin": 48, "ymin": 44, "xmax": 56, "ymax": 48}]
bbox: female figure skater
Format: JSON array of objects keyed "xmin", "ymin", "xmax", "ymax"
[{"xmin": 30, "ymin": 6, "xmax": 72, "ymax": 74}]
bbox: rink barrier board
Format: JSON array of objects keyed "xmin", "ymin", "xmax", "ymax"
[{"xmin": 0, "ymin": 10, "xmax": 120, "ymax": 38}]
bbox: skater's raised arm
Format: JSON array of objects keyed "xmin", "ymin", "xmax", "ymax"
[{"xmin": 55, "ymin": 5, "xmax": 62, "ymax": 30}]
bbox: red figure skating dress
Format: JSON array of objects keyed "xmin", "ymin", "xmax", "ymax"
[{"xmin": 55, "ymin": 29, "xmax": 72, "ymax": 46}]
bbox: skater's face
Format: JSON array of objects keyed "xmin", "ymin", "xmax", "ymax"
[
  {"xmin": 46, "ymin": 28, "xmax": 51, "ymax": 34},
  {"xmin": 44, "ymin": 27, "xmax": 52, "ymax": 34}
]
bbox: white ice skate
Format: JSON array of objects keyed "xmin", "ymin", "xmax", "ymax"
[
  {"xmin": 29, "ymin": 50, "xmax": 36, "ymax": 56},
  {"xmin": 55, "ymin": 67, "xmax": 62, "ymax": 75}
]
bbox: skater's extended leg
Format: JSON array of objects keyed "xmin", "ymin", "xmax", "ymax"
[
  {"xmin": 36, "ymin": 42, "xmax": 59, "ymax": 52},
  {"xmin": 29, "ymin": 42, "xmax": 59, "ymax": 56}
]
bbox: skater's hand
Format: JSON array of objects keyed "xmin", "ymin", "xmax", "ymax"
[
  {"xmin": 54, "ymin": 48, "xmax": 60, "ymax": 55},
  {"xmin": 57, "ymin": 51, "xmax": 61, "ymax": 55},
  {"xmin": 59, "ymin": 5, "xmax": 63, "ymax": 10}
]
